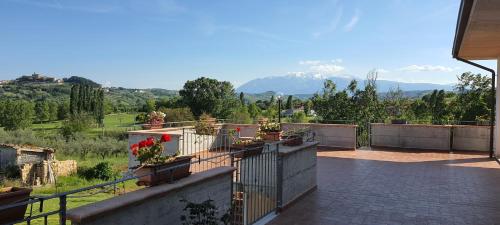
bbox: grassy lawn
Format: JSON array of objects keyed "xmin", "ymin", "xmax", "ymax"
[
  {"xmin": 31, "ymin": 113, "xmax": 138, "ymax": 136},
  {"xmin": 17, "ymin": 155, "xmax": 141, "ymax": 225},
  {"xmin": 25, "ymin": 178, "xmax": 141, "ymax": 225}
]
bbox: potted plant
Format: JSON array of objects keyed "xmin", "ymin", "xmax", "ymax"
[
  {"xmin": 229, "ymin": 127, "xmax": 265, "ymax": 158},
  {"xmin": 194, "ymin": 113, "xmax": 217, "ymax": 135},
  {"xmin": 259, "ymin": 122, "xmax": 282, "ymax": 141},
  {"xmin": 282, "ymin": 128, "xmax": 310, "ymax": 146},
  {"xmin": 231, "ymin": 139, "xmax": 265, "ymax": 158},
  {"xmin": 0, "ymin": 187, "xmax": 32, "ymax": 224},
  {"xmin": 142, "ymin": 111, "xmax": 166, "ymax": 130},
  {"xmin": 131, "ymin": 134, "xmax": 193, "ymax": 186}
]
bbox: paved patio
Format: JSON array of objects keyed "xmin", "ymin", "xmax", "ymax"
[{"xmin": 269, "ymin": 148, "xmax": 500, "ymax": 225}]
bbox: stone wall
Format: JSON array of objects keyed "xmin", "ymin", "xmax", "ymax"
[
  {"xmin": 67, "ymin": 167, "xmax": 235, "ymax": 225},
  {"xmin": 20, "ymin": 160, "xmax": 77, "ymax": 186},
  {"xmin": 282, "ymin": 123, "xmax": 357, "ymax": 149},
  {"xmin": 279, "ymin": 142, "xmax": 318, "ymax": 208}
]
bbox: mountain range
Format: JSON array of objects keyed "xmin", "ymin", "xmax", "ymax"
[{"xmin": 236, "ymin": 74, "xmax": 454, "ymax": 94}]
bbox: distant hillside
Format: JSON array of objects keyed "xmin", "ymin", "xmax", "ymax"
[
  {"xmin": 0, "ymin": 74, "xmax": 178, "ymax": 111},
  {"xmin": 237, "ymin": 74, "xmax": 455, "ymax": 94}
]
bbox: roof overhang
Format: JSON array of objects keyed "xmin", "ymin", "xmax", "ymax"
[{"xmin": 453, "ymin": 0, "xmax": 500, "ymax": 60}]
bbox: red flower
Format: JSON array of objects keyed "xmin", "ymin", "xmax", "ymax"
[
  {"xmin": 161, "ymin": 134, "xmax": 171, "ymax": 142},
  {"xmin": 236, "ymin": 127, "xmax": 241, "ymax": 132},
  {"xmin": 146, "ymin": 137, "xmax": 155, "ymax": 147},
  {"xmin": 132, "ymin": 148, "xmax": 138, "ymax": 156},
  {"xmin": 138, "ymin": 140, "xmax": 147, "ymax": 148},
  {"xmin": 130, "ymin": 143, "xmax": 139, "ymax": 151}
]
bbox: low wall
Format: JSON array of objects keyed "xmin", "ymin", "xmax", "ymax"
[
  {"xmin": 222, "ymin": 124, "xmax": 259, "ymax": 138},
  {"xmin": 452, "ymin": 125, "xmax": 491, "ymax": 151},
  {"xmin": 279, "ymin": 142, "xmax": 318, "ymax": 208},
  {"xmin": 282, "ymin": 123, "xmax": 357, "ymax": 149},
  {"xmin": 371, "ymin": 124, "xmax": 491, "ymax": 151},
  {"xmin": 67, "ymin": 167, "xmax": 235, "ymax": 225}
]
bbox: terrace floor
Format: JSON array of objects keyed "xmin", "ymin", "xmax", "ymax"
[{"xmin": 269, "ymin": 148, "xmax": 500, "ymax": 225}]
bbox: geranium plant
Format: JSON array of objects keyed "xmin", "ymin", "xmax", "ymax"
[{"xmin": 130, "ymin": 134, "xmax": 177, "ymax": 165}]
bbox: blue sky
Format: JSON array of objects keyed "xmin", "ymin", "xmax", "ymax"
[{"xmin": 0, "ymin": 0, "xmax": 497, "ymax": 89}]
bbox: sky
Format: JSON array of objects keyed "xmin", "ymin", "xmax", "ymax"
[{"xmin": 0, "ymin": 0, "xmax": 497, "ymax": 89}]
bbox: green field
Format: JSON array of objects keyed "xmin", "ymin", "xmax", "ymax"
[{"xmin": 31, "ymin": 113, "xmax": 139, "ymax": 136}]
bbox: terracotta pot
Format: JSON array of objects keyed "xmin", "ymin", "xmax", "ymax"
[
  {"xmin": 0, "ymin": 187, "xmax": 32, "ymax": 225},
  {"xmin": 134, "ymin": 156, "xmax": 193, "ymax": 186},
  {"xmin": 262, "ymin": 131, "xmax": 282, "ymax": 141},
  {"xmin": 231, "ymin": 141, "xmax": 265, "ymax": 158},
  {"xmin": 282, "ymin": 135, "xmax": 303, "ymax": 146},
  {"xmin": 142, "ymin": 124, "xmax": 163, "ymax": 130}
]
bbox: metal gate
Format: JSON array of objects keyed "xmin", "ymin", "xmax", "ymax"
[{"xmin": 232, "ymin": 144, "xmax": 278, "ymax": 225}]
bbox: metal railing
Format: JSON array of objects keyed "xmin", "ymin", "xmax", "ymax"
[{"xmin": 1, "ymin": 127, "xmax": 316, "ymax": 225}]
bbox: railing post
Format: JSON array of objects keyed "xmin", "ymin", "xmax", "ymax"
[
  {"xmin": 59, "ymin": 195, "xmax": 67, "ymax": 225},
  {"xmin": 276, "ymin": 144, "xmax": 283, "ymax": 213}
]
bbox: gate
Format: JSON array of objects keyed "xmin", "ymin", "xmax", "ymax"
[{"xmin": 232, "ymin": 144, "xmax": 278, "ymax": 225}]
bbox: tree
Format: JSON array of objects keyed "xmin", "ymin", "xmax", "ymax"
[
  {"xmin": 248, "ymin": 103, "xmax": 261, "ymax": 119},
  {"xmin": 229, "ymin": 106, "xmax": 252, "ymax": 124},
  {"xmin": 304, "ymin": 100, "xmax": 312, "ymax": 115},
  {"xmin": 35, "ymin": 100, "xmax": 50, "ymax": 123},
  {"xmin": 144, "ymin": 99, "xmax": 156, "ymax": 113},
  {"xmin": 58, "ymin": 100, "xmax": 70, "ymax": 120},
  {"xmin": 160, "ymin": 107, "xmax": 195, "ymax": 122},
  {"xmin": 453, "ymin": 72, "xmax": 493, "ymax": 122},
  {"xmin": 239, "ymin": 92, "xmax": 245, "ymax": 105},
  {"xmin": 48, "ymin": 100, "xmax": 58, "ymax": 121},
  {"xmin": 179, "ymin": 77, "xmax": 238, "ymax": 118},
  {"xmin": 285, "ymin": 95, "xmax": 293, "ymax": 109},
  {"xmin": 0, "ymin": 100, "xmax": 35, "ymax": 130}
]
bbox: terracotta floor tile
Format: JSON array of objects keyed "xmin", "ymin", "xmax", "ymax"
[{"xmin": 269, "ymin": 148, "xmax": 500, "ymax": 225}]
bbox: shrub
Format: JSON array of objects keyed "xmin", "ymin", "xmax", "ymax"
[
  {"xmin": 4, "ymin": 165, "xmax": 21, "ymax": 179},
  {"xmin": 160, "ymin": 107, "xmax": 195, "ymax": 123},
  {"xmin": 77, "ymin": 162, "xmax": 115, "ymax": 181},
  {"xmin": 60, "ymin": 113, "xmax": 94, "ymax": 139},
  {"xmin": 291, "ymin": 112, "xmax": 308, "ymax": 123}
]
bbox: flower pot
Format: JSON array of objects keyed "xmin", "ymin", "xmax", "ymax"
[
  {"xmin": 134, "ymin": 156, "xmax": 193, "ymax": 186},
  {"xmin": 142, "ymin": 124, "xmax": 163, "ymax": 130},
  {"xmin": 0, "ymin": 187, "xmax": 32, "ymax": 225},
  {"xmin": 262, "ymin": 131, "xmax": 282, "ymax": 141},
  {"xmin": 231, "ymin": 141, "xmax": 265, "ymax": 158},
  {"xmin": 282, "ymin": 135, "xmax": 303, "ymax": 146}
]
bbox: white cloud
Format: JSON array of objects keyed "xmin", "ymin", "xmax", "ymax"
[
  {"xmin": 344, "ymin": 9, "xmax": 360, "ymax": 32},
  {"xmin": 297, "ymin": 59, "xmax": 345, "ymax": 74},
  {"xmin": 310, "ymin": 64, "xmax": 345, "ymax": 74},
  {"xmin": 399, "ymin": 65, "xmax": 457, "ymax": 72},
  {"xmin": 375, "ymin": 68, "xmax": 389, "ymax": 73},
  {"xmin": 299, "ymin": 60, "xmax": 321, "ymax": 65}
]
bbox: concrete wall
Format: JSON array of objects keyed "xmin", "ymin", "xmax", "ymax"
[
  {"xmin": 282, "ymin": 123, "xmax": 357, "ymax": 149},
  {"xmin": 279, "ymin": 142, "xmax": 318, "ymax": 208},
  {"xmin": 452, "ymin": 125, "xmax": 491, "ymax": 151},
  {"xmin": 68, "ymin": 167, "xmax": 234, "ymax": 225},
  {"xmin": 371, "ymin": 124, "xmax": 451, "ymax": 150},
  {"xmin": 222, "ymin": 124, "xmax": 259, "ymax": 138},
  {"xmin": 371, "ymin": 123, "xmax": 491, "ymax": 151}
]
